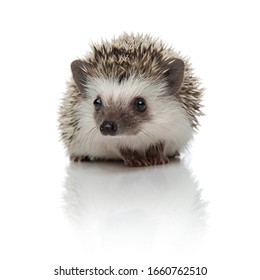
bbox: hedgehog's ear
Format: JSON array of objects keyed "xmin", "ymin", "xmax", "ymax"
[
  {"xmin": 71, "ymin": 60, "xmax": 88, "ymax": 93},
  {"xmin": 166, "ymin": 58, "xmax": 185, "ymax": 95}
]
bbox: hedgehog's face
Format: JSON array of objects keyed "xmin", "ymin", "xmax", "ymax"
[
  {"xmin": 86, "ymin": 77, "xmax": 155, "ymax": 137},
  {"xmin": 70, "ymin": 58, "xmax": 185, "ymax": 138},
  {"xmin": 92, "ymin": 95, "xmax": 149, "ymax": 136}
]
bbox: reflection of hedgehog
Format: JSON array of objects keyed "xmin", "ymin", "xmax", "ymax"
[{"xmin": 59, "ymin": 33, "xmax": 203, "ymax": 167}]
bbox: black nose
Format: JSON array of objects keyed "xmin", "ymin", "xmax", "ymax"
[{"xmin": 100, "ymin": 120, "xmax": 118, "ymax": 136}]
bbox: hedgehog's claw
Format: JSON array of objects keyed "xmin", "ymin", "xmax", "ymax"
[{"xmin": 70, "ymin": 155, "xmax": 90, "ymax": 162}]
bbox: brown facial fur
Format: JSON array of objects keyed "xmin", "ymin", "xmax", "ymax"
[{"xmin": 93, "ymin": 96, "xmax": 152, "ymax": 136}]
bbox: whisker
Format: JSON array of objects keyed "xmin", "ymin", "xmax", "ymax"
[
  {"xmin": 139, "ymin": 128, "xmax": 158, "ymax": 143},
  {"xmin": 146, "ymin": 121, "xmax": 168, "ymax": 131},
  {"xmin": 89, "ymin": 127, "xmax": 98, "ymax": 151},
  {"xmin": 78, "ymin": 126, "xmax": 97, "ymax": 152}
]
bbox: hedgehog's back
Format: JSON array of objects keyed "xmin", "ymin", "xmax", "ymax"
[{"xmin": 85, "ymin": 33, "xmax": 174, "ymax": 81}]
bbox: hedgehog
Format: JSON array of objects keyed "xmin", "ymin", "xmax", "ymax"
[{"xmin": 58, "ymin": 33, "xmax": 203, "ymax": 167}]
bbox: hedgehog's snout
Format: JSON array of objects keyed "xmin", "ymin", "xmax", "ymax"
[{"xmin": 100, "ymin": 120, "xmax": 118, "ymax": 136}]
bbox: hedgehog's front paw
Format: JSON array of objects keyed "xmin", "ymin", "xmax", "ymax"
[
  {"xmin": 124, "ymin": 158, "xmax": 150, "ymax": 167},
  {"xmin": 70, "ymin": 155, "xmax": 90, "ymax": 162},
  {"xmin": 145, "ymin": 142, "xmax": 169, "ymax": 166},
  {"xmin": 125, "ymin": 155, "xmax": 169, "ymax": 167},
  {"xmin": 120, "ymin": 148, "xmax": 149, "ymax": 167},
  {"xmin": 146, "ymin": 155, "xmax": 169, "ymax": 166},
  {"xmin": 120, "ymin": 142, "xmax": 168, "ymax": 167}
]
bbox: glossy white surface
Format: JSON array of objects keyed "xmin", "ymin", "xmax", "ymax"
[{"xmin": 1, "ymin": 1, "xmax": 259, "ymax": 279}]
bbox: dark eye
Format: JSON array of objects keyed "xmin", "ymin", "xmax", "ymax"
[
  {"xmin": 93, "ymin": 97, "xmax": 102, "ymax": 110},
  {"xmin": 134, "ymin": 98, "xmax": 146, "ymax": 112}
]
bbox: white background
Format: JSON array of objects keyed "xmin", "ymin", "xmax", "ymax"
[{"xmin": 0, "ymin": 0, "xmax": 260, "ymax": 279}]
